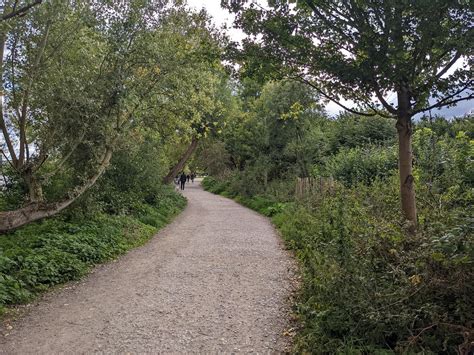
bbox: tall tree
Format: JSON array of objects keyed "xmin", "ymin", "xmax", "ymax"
[
  {"xmin": 223, "ymin": 0, "xmax": 473, "ymax": 230},
  {"xmin": 0, "ymin": 1, "xmax": 222, "ymax": 232}
]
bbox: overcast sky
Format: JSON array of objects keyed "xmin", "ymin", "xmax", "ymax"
[
  {"xmin": 186, "ymin": 1, "xmax": 473, "ymax": 118},
  {"xmin": 187, "ymin": 0, "xmax": 246, "ymax": 42}
]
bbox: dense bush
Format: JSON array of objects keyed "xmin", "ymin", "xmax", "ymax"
[
  {"xmin": 326, "ymin": 114, "xmax": 396, "ymax": 153},
  {"xmin": 202, "ymin": 114, "xmax": 474, "ymax": 355},
  {"xmin": 274, "ymin": 182, "xmax": 473, "ymax": 353},
  {"xmin": 316, "ymin": 145, "xmax": 398, "ymax": 186},
  {"xmin": 413, "ymin": 127, "xmax": 473, "ymax": 197}
]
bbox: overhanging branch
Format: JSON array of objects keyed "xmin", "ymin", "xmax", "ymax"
[
  {"xmin": 435, "ymin": 52, "xmax": 461, "ymax": 79},
  {"xmin": 413, "ymin": 93, "xmax": 474, "ymax": 115},
  {"xmin": 1, "ymin": 0, "xmax": 43, "ymax": 21},
  {"xmin": 294, "ymin": 75, "xmax": 381, "ymax": 117}
]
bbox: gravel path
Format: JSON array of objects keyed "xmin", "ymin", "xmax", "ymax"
[{"xmin": 0, "ymin": 180, "xmax": 296, "ymax": 354}]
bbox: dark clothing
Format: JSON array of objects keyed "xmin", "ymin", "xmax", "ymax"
[
  {"xmin": 186, "ymin": 175, "xmax": 190, "ymax": 182},
  {"xmin": 179, "ymin": 173, "xmax": 187, "ymax": 190}
]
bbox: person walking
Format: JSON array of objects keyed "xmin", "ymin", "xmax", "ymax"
[
  {"xmin": 179, "ymin": 172, "xmax": 187, "ymax": 190},
  {"xmin": 191, "ymin": 173, "xmax": 195, "ymax": 183}
]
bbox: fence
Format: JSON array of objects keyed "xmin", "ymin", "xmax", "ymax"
[{"xmin": 295, "ymin": 176, "xmax": 335, "ymax": 199}]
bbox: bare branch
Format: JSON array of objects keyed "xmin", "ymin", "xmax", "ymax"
[
  {"xmin": 1, "ymin": 0, "xmax": 42, "ymax": 21},
  {"xmin": 435, "ymin": 52, "xmax": 461, "ymax": 79},
  {"xmin": 294, "ymin": 75, "xmax": 381, "ymax": 117},
  {"xmin": 413, "ymin": 93, "xmax": 474, "ymax": 115}
]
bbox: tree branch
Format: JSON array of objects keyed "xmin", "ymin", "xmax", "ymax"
[
  {"xmin": 0, "ymin": 148, "xmax": 18, "ymax": 172},
  {"xmin": 435, "ymin": 52, "xmax": 461, "ymax": 79},
  {"xmin": 304, "ymin": 0, "xmax": 357, "ymax": 46},
  {"xmin": 294, "ymin": 75, "xmax": 380, "ymax": 117},
  {"xmin": 1, "ymin": 0, "xmax": 42, "ymax": 21},
  {"xmin": 0, "ymin": 34, "xmax": 18, "ymax": 165},
  {"xmin": 373, "ymin": 82, "xmax": 397, "ymax": 115},
  {"xmin": 413, "ymin": 94, "xmax": 474, "ymax": 115},
  {"xmin": 19, "ymin": 22, "xmax": 51, "ymax": 167},
  {"xmin": 0, "ymin": 145, "xmax": 114, "ymax": 233},
  {"xmin": 39, "ymin": 131, "xmax": 84, "ymax": 179}
]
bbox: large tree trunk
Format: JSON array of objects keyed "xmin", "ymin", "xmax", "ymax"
[
  {"xmin": 24, "ymin": 168, "xmax": 44, "ymax": 203},
  {"xmin": 396, "ymin": 113, "xmax": 417, "ymax": 231},
  {"xmin": 0, "ymin": 148, "xmax": 113, "ymax": 233},
  {"xmin": 162, "ymin": 137, "xmax": 198, "ymax": 184}
]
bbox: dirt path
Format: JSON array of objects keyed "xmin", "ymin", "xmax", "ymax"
[{"xmin": 0, "ymin": 180, "xmax": 296, "ymax": 354}]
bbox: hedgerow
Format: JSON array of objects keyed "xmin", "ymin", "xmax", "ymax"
[{"xmin": 202, "ymin": 141, "xmax": 473, "ymax": 353}]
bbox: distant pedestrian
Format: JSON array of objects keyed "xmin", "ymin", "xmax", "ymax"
[
  {"xmin": 186, "ymin": 174, "xmax": 190, "ymax": 183},
  {"xmin": 191, "ymin": 173, "xmax": 195, "ymax": 183},
  {"xmin": 179, "ymin": 172, "xmax": 187, "ymax": 190}
]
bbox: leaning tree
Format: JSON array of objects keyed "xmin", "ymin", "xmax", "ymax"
[
  {"xmin": 223, "ymin": 0, "xmax": 473, "ymax": 230},
  {"xmin": 0, "ymin": 1, "xmax": 220, "ymax": 232}
]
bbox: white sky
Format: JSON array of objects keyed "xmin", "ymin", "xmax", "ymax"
[
  {"xmin": 187, "ymin": 0, "xmax": 246, "ymax": 42},
  {"xmin": 186, "ymin": 1, "xmax": 472, "ymax": 118}
]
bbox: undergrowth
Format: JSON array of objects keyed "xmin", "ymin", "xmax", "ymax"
[
  {"xmin": 202, "ymin": 175, "xmax": 473, "ymax": 354},
  {"xmin": 0, "ymin": 187, "xmax": 186, "ymax": 315}
]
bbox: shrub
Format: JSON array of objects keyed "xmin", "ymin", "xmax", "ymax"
[
  {"xmin": 204, "ymin": 173, "xmax": 473, "ymax": 353},
  {"xmin": 0, "ymin": 188, "xmax": 186, "ymax": 314},
  {"xmin": 316, "ymin": 145, "xmax": 398, "ymax": 186}
]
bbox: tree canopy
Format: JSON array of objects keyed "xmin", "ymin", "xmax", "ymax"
[
  {"xmin": 0, "ymin": 0, "xmax": 228, "ymax": 231},
  {"xmin": 223, "ymin": 0, "xmax": 473, "ymax": 228}
]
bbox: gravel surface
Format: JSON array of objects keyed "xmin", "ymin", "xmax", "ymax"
[{"xmin": 0, "ymin": 180, "xmax": 297, "ymax": 354}]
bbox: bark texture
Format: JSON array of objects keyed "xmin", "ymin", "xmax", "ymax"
[
  {"xmin": 396, "ymin": 114, "xmax": 417, "ymax": 230},
  {"xmin": 24, "ymin": 169, "xmax": 44, "ymax": 203}
]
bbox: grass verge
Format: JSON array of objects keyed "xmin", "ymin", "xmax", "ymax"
[{"xmin": 0, "ymin": 188, "xmax": 186, "ymax": 316}]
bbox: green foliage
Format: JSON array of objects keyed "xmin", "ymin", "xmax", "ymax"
[
  {"xmin": 205, "ymin": 173, "xmax": 473, "ymax": 353},
  {"xmin": 0, "ymin": 1, "xmax": 225, "ymax": 231},
  {"xmin": 0, "ymin": 187, "xmax": 186, "ymax": 314},
  {"xmin": 193, "ymin": 140, "xmax": 232, "ymax": 178},
  {"xmin": 413, "ymin": 126, "xmax": 474, "ymax": 196},
  {"xmin": 213, "ymin": 79, "xmax": 327, "ymax": 181},
  {"xmin": 273, "ymin": 182, "xmax": 472, "ymax": 353},
  {"xmin": 203, "ymin": 115, "xmax": 473, "ymax": 353},
  {"xmin": 201, "ymin": 176, "xmax": 230, "ymax": 195},
  {"xmin": 317, "ymin": 145, "xmax": 398, "ymax": 186},
  {"xmin": 225, "ymin": 1, "xmax": 473, "ymax": 117},
  {"xmin": 326, "ymin": 114, "xmax": 396, "ymax": 153},
  {"xmin": 202, "ymin": 176, "xmax": 284, "ymax": 217}
]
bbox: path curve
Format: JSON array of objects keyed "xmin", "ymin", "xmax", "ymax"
[{"xmin": 0, "ymin": 180, "xmax": 296, "ymax": 354}]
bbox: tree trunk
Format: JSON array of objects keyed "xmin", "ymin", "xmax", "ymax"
[
  {"xmin": 396, "ymin": 114, "xmax": 417, "ymax": 231},
  {"xmin": 24, "ymin": 169, "xmax": 44, "ymax": 203},
  {"xmin": 0, "ymin": 148, "xmax": 113, "ymax": 234},
  {"xmin": 162, "ymin": 137, "xmax": 198, "ymax": 184}
]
